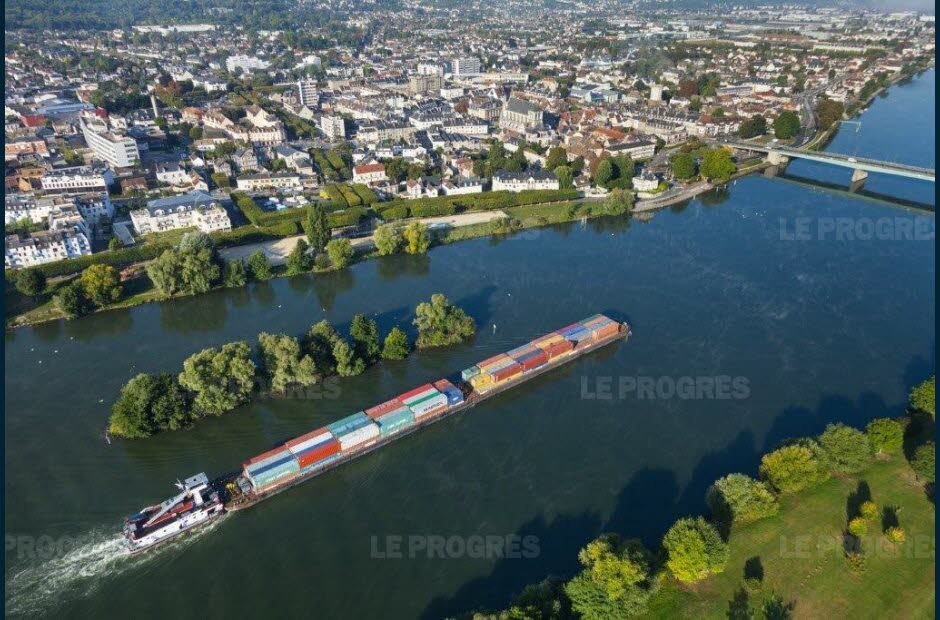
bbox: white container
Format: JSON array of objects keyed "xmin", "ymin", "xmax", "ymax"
[
  {"xmin": 287, "ymin": 431, "xmax": 334, "ymax": 455},
  {"xmin": 338, "ymin": 423, "xmax": 380, "ymax": 450}
]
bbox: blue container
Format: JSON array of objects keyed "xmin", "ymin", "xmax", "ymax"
[{"xmin": 247, "ymin": 452, "xmax": 298, "ymax": 477}]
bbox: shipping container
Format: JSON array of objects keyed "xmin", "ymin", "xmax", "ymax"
[
  {"xmin": 411, "ymin": 400, "xmax": 448, "ymax": 420},
  {"xmin": 482, "ymin": 356, "xmax": 516, "ymax": 375},
  {"xmin": 433, "ymin": 379, "xmax": 465, "ymax": 405},
  {"xmin": 365, "ymin": 398, "xmax": 404, "ymax": 420},
  {"xmin": 520, "ymin": 350, "xmax": 549, "ymax": 370},
  {"xmin": 297, "ymin": 438, "xmax": 341, "ymax": 469},
  {"xmin": 532, "ymin": 333, "xmax": 565, "ymax": 349},
  {"xmin": 491, "ymin": 362, "xmax": 523, "ymax": 383},
  {"xmin": 507, "ymin": 344, "xmax": 537, "ymax": 358},
  {"xmin": 469, "ymin": 374, "xmax": 494, "ymax": 391},
  {"xmin": 476, "ymin": 353, "xmax": 510, "ymax": 370},
  {"xmin": 580, "ymin": 314, "xmax": 605, "ymax": 326},
  {"xmin": 593, "ymin": 322, "xmax": 620, "ymax": 340},
  {"xmin": 338, "ymin": 423, "xmax": 380, "ymax": 450},
  {"xmin": 402, "ymin": 388, "xmax": 437, "ymax": 406},
  {"xmin": 375, "ymin": 406, "xmax": 415, "ymax": 436},
  {"xmin": 566, "ymin": 328, "xmax": 593, "ymax": 343},
  {"xmin": 248, "ymin": 457, "xmax": 300, "ymax": 489},
  {"xmin": 244, "ymin": 446, "xmax": 291, "ymax": 468},
  {"xmin": 301, "ymin": 453, "xmax": 340, "ymax": 476},
  {"xmin": 327, "ymin": 411, "xmax": 371, "ymax": 436},
  {"xmin": 397, "ymin": 383, "xmax": 435, "ymax": 403},
  {"xmin": 543, "ymin": 339, "xmax": 575, "ymax": 359},
  {"xmin": 557, "ymin": 323, "xmax": 583, "ymax": 336},
  {"xmin": 285, "ymin": 428, "xmax": 333, "ymax": 454},
  {"xmin": 409, "ymin": 392, "xmax": 448, "ymax": 416},
  {"xmin": 461, "ymin": 366, "xmax": 480, "ymax": 381}
]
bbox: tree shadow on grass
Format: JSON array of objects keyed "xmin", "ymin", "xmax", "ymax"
[{"xmin": 845, "ymin": 481, "xmax": 872, "ymax": 522}]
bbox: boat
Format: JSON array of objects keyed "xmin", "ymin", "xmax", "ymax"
[
  {"xmin": 123, "ymin": 314, "xmax": 630, "ymax": 548},
  {"xmin": 122, "ymin": 473, "xmax": 224, "ymax": 553}
]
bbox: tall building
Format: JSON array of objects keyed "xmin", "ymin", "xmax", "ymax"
[
  {"xmin": 319, "ymin": 115, "xmax": 347, "ymax": 140},
  {"xmin": 409, "ymin": 74, "xmax": 443, "ymax": 95},
  {"xmin": 297, "ymin": 79, "xmax": 319, "ymax": 108},
  {"xmin": 80, "ymin": 118, "xmax": 140, "ymax": 168},
  {"xmin": 417, "ymin": 62, "xmax": 445, "ymax": 76},
  {"xmin": 452, "ymin": 57, "xmax": 482, "ymax": 76},
  {"xmin": 650, "ymin": 84, "xmax": 664, "ymax": 102}
]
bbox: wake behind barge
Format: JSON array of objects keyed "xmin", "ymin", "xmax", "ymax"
[{"xmin": 124, "ymin": 314, "xmax": 630, "ymax": 552}]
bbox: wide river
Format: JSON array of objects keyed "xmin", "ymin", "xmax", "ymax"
[{"xmin": 4, "ymin": 70, "xmax": 935, "ymax": 618}]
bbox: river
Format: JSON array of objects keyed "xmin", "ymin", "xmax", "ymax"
[{"xmin": 4, "ymin": 70, "xmax": 935, "ymax": 618}]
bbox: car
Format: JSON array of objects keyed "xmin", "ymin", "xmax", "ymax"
[{"xmin": 847, "ymin": 157, "xmax": 858, "ymax": 163}]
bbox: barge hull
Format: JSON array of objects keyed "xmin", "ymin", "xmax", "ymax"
[{"xmin": 224, "ymin": 323, "xmax": 630, "ymax": 511}]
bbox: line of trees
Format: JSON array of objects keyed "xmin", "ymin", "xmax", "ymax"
[
  {"xmin": 477, "ymin": 375, "xmax": 936, "ymax": 619},
  {"xmin": 108, "ymin": 293, "xmax": 476, "ymax": 438}
]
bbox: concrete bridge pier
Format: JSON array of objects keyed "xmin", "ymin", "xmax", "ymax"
[
  {"xmin": 849, "ymin": 168, "xmax": 869, "ymax": 192},
  {"xmin": 763, "ymin": 152, "xmax": 789, "ymax": 177}
]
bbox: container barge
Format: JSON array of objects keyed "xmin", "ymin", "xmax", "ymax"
[{"xmin": 123, "ymin": 314, "xmax": 630, "ymax": 551}]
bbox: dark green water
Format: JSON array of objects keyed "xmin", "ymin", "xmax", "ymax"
[{"xmin": 4, "ymin": 70, "xmax": 935, "ymax": 618}]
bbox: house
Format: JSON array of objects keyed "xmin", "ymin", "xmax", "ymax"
[
  {"xmin": 40, "ymin": 166, "xmax": 114, "ymax": 194},
  {"xmin": 234, "ymin": 147, "xmax": 261, "ymax": 172},
  {"xmin": 633, "ymin": 173, "xmax": 660, "ymax": 192},
  {"xmin": 155, "ymin": 162, "xmax": 190, "ymax": 186},
  {"xmin": 352, "ymin": 163, "xmax": 388, "ymax": 184},
  {"xmin": 441, "ymin": 177, "xmax": 484, "ymax": 196},
  {"xmin": 130, "ymin": 191, "xmax": 231, "ymax": 235},
  {"xmin": 492, "ymin": 170, "xmax": 560, "ymax": 192},
  {"xmin": 235, "ymin": 173, "xmax": 302, "ymax": 192}
]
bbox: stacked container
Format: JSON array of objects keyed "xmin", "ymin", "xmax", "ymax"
[
  {"xmin": 374, "ymin": 406, "xmax": 415, "ymax": 437},
  {"xmin": 328, "ymin": 411, "xmax": 380, "ymax": 451},
  {"xmin": 244, "ymin": 447, "xmax": 300, "ymax": 491},
  {"xmin": 286, "ymin": 428, "xmax": 342, "ymax": 471},
  {"xmin": 461, "ymin": 366, "xmax": 480, "ymax": 381},
  {"xmin": 433, "ymin": 379, "xmax": 465, "ymax": 406},
  {"xmin": 365, "ymin": 398, "xmax": 404, "ymax": 420},
  {"xmin": 491, "ymin": 361, "xmax": 523, "ymax": 383},
  {"xmin": 402, "ymin": 386, "xmax": 449, "ymax": 419}
]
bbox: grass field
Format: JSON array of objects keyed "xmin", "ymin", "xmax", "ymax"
[{"xmin": 643, "ymin": 456, "xmax": 935, "ymax": 619}]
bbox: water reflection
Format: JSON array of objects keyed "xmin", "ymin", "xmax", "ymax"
[
  {"xmin": 377, "ymin": 253, "xmax": 431, "ymax": 282},
  {"xmin": 63, "ymin": 310, "xmax": 133, "ymax": 342},
  {"xmin": 311, "ymin": 268, "xmax": 355, "ymax": 311},
  {"xmin": 159, "ymin": 292, "xmax": 228, "ymax": 334},
  {"xmin": 699, "ymin": 186, "xmax": 732, "ymax": 208}
]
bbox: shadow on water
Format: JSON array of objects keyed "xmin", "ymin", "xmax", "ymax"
[
  {"xmin": 419, "ymin": 379, "xmax": 921, "ymax": 618},
  {"xmin": 311, "ymin": 268, "xmax": 355, "ymax": 312},
  {"xmin": 159, "ymin": 291, "xmax": 229, "ymax": 334},
  {"xmin": 775, "ymin": 172, "xmax": 936, "ymax": 212},
  {"xmin": 377, "ymin": 253, "xmax": 431, "ymax": 282}
]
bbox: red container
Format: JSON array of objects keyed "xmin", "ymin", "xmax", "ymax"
[
  {"xmin": 297, "ymin": 439, "xmax": 341, "ymax": 469},
  {"xmin": 520, "ymin": 350, "xmax": 549, "ymax": 370},
  {"xmin": 491, "ymin": 362, "xmax": 523, "ymax": 382},
  {"xmin": 477, "ymin": 353, "xmax": 509, "ymax": 369},
  {"xmin": 285, "ymin": 427, "xmax": 331, "ymax": 450},
  {"xmin": 544, "ymin": 340, "xmax": 574, "ymax": 358},
  {"xmin": 365, "ymin": 398, "xmax": 404, "ymax": 419},
  {"xmin": 595, "ymin": 322, "xmax": 620, "ymax": 339},
  {"xmin": 397, "ymin": 383, "xmax": 435, "ymax": 403},
  {"xmin": 244, "ymin": 446, "xmax": 289, "ymax": 467}
]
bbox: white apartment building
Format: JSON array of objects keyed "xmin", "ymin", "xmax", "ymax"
[
  {"xmin": 452, "ymin": 57, "xmax": 482, "ymax": 76},
  {"xmin": 297, "ymin": 79, "xmax": 319, "ymax": 107},
  {"xmin": 492, "ymin": 170, "xmax": 560, "ymax": 192},
  {"xmin": 226, "ymin": 55, "xmax": 271, "ymax": 74},
  {"xmin": 319, "ymin": 114, "xmax": 347, "ymax": 139},
  {"xmin": 80, "ymin": 118, "xmax": 140, "ymax": 168},
  {"xmin": 352, "ymin": 163, "xmax": 388, "ymax": 184},
  {"xmin": 5, "ymin": 227, "xmax": 92, "ymax": 268},
  {"xmin": 40, "ymin": 166, "xmax": 114, "ymax": 194},
  {"xmin": 130, "ymin": 191, "xmax": 231, "ymax": 236},
  {"xmin": 236, "ymin": 173, "xmax": 302, "ymax": 192}
]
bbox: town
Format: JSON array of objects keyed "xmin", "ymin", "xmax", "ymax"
[{"xmin": 3, "ymin": 6, "xmax": 935, "ymax": 304}]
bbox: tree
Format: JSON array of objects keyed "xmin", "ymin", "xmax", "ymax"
[
  {"xmin": 604, "ymin": 188, "xmax": 634, "ymax": 215},
  {"xmin": 180, "ymin": 247, "xmax": 221, "ymax": 294},
  {"xmin": 258, "ymin": 332, "xmax": 318, "ymax": 392},
  {"xmin": 759, "ymin": 440, "xmax": 830, "ymax": 493},
  {"xmin": 374, "ymin": 223, "xmax": 405, "ymax": 256},
  {"xmin": 738, "ymin": 114, "xmax": 767, "ymax": 139},
  {"xmin": 147, "ymin": 249, "xmax": 184, "ymax": 296},
  {"xmin": 304, "ymin": 203, "xmax": 330, "ymax": 254},
  {"xmin": 403, "ymin": 222, "xmax": 431, "ymax": 254},
  {"xmin": 14, "ymin": 269, "xmax": 45, "ymax": 297},
  {"xmin": 223, "ymin": 259, "xmax": 248, "ymax": 288},
  {"xmin": 54, "ymin": 282, "xmax": 93, "ymax": 318},
  {"xmin": 79, "ymin": 264, "xmax": 122, "ymax": 307},
  {"xmin": 554, "ymin": 165, "xmax": 574, "ymax": 189},
  {"xmin": 866, "ymin": 418, "xmax": 904, "ymax": 456},
  {"xmin": 147, "ymin": 244, "xmax": 221, "ymax": 296},
  {"xmin": 910, "ymin": 442, "xmax": 935, "ymax": 482},
  {"xmin": 325, "ymin": 238, "xmax": 354, "ymax": 268},
  {"xmin": 773, "ymin": 111, "xmax": 801, "ymax": 139},
  {"xmin": 332, "ymin": 338, "xmax": 365, "ymax": 377},
  {"xmin": 662, "ymin": 517, "xmax": 729, "ymax": 583},
  {"xmin": 381, "ymin": 327, "xmax": 410, "ymax": 360},
  {"xmin": 670, "ymin": 153, "xmax": 696, "ymax": 180},
  {"xmin": 727, "ymin": 588, "xmax": 754, "ymax": 620},
  {"xmin": 285, "ymin": 239, "xmax": 313, "ymax": 275},
  {"xmin": 818, "ymin": 423, "xmax": 872, "ymax": 474},
  {"xmin": 210, "ymin": 172, "xmax": 230, "ymax": 188},
  {"xmin": 108, "ymin": 237, "xmax": 122, "ymax": 251},
  {"xmin": 178, "ymin": 341, "xmax": 257, "ymax": 416},
  {"xmin": 816, "ymin": 99, "xmax": 845, "ymax": 130},
  {"xmin": 413, "ymin": 293, "xmax": 476, "ymax": 348},
  {"xmin": 350, "ymin": 314, "xmax": 380, "ymax": 363},
  {"xmin": 706, "ymin": 473, "xmax": 779, "ymax": 525},
  {"xmin": 699, "ymin": 148, "xmax": 737, "ymax": 182},
  {"xmin": 545, "ymin": 146, "xmax": 568, "ymax": 171},
  {"xmin": 594, "ymin": 158, "xmax": 615, "ymax": 187},
  {"xmin": 564, "ymin": 534, "xmax": 655, "ymax": 619},
  {"xmin": 304, "ymin": 320, "xmax": 340, "ymax": 375},
  {"xmin": 909, "ymin": 376, "xmax": 935, "ymax": 417},
  {"xmin": 762, "ymin": 593, "xmax": 795, "ymax": 619},
  {"xmin": 248, "ymin": 250, "xmax": 272, "ymax": 280},
  {"xmin": 108, "ymin": 373, "xmax": 192, "ymax": 438}
]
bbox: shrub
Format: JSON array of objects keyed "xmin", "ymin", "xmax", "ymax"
[
  {"xmin": 374, "ymin": 224, "xmax": 405, "ymax": 256},
  {"xmin": 866, "ymin": 418, "xmax": 904, "ymax": 455},
  {"xmin": 79, "ymin": 264, "xmax": 123, "ymax": 307},
  {"xmin": 403, "ymin": 222, "xmax": 431, "ymax": 254},
  {"xmin": 706, "ymin": 474, "xmax": 779, "ymax": 525},
  {"xmin": 108, "ymin": 373, "xmax": 193, "ymax": 438},
  {"xmin": 223, "ymin": 260, "xmax": 248, "ymax": 288},
  {"xmin": 414, "ymin": 293, "xmax": 476, "ymax": 348},
  {"xmin": 14, "ymin": 269, "xmax": 46, "ymax": 297},
  {"xmin": 910, "ymin": 442, "xmax": 935, "ymax": 482},
  {"xmin": 381, "ymin": 327, "xmax": 410, "ymax": 360},
  {"xmin": 759, "ymin": 440, "xmax": 830, "ymax": 493},
  {"xmin": 177, "ymin": 341, "xmax": 257, "ymax": 416},
  {"xmin": 818, "ymin": 423, "xmax": 873, "ymax": 474},
  {"xmin": 662, "ymin": 517, "xmax": 729, "ymax": 583},
  {"xmin": 325, "ymin": 238, "xmax": 355, "ymax": 268},
  {"xmin": 885, "ymin": 526, "xmax": 906, "ymax": 544},
  {"xmin": 379, "ymin": 205, "xmax": 410, "ymax": 220},
  {"xmin": 847, "ymin": 517, "xmax": 868, "ymax": 537},
  {"xmin": 247, "ymin": 250, "xmax": 272, "ymax": 281},
  {"xmin": 859, "ymin": 501, "xmax": 878, "ymax": 520},
  {"xmin": 909, "ymin": 376, "xmax": 935, "ymax": 417},
  {"xmin": 54, "ymin": 281, "xmax": 93, "ymax": 318},
  {"xmin": 332, "ymin": 339, "xmax": 365, "ymax": 377},
  {"xmin": 564, "ymin": 534, "xmax": 655, "ymax": 619}
]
